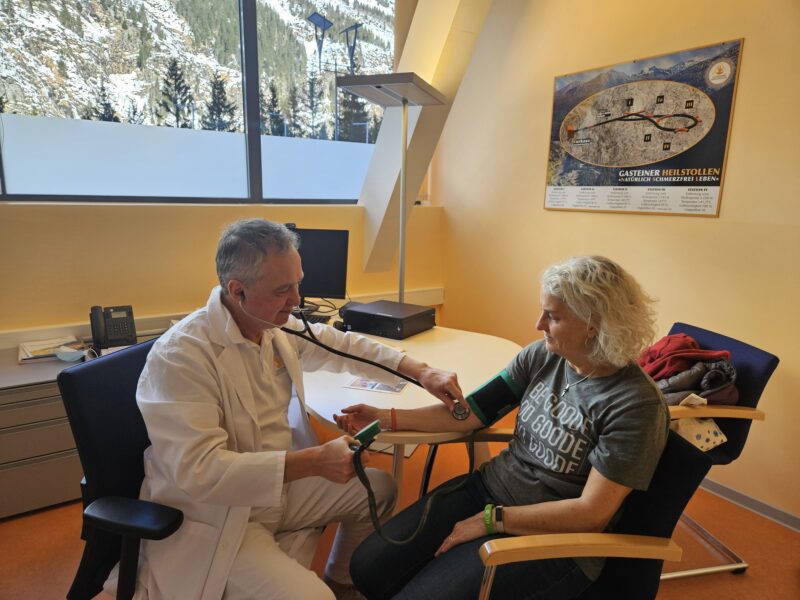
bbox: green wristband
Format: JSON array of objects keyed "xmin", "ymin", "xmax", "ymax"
[{"xmin": 483, "ymin": 503, "xmax": 495, "ymax": 535}]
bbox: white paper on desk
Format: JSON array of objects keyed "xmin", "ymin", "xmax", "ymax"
[
  {"xmin": 345, "ymin": 377, "xmax": 408, "ymax": 394},
  {"xmin": 18, "ymin": 336, "xmax": 81, "ymax": 363}
]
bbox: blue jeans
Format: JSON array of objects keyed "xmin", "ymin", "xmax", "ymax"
[{"xmin": 350, "ymin": 472, "xmax": 592, "ymax": 600}]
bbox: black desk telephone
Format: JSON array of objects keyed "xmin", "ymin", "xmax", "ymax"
[{"xmin": 90, "ymin": 305, "xmax": 137, "ymax": 349}]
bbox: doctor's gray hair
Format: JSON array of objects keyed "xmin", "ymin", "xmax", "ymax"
[
  {"xmin": 541, "ymin": 256, "xmax": 657, "ymax": 367},
  {"xmin": 216, "ymin": 219, "xmax": 299, "ymax": 293}
]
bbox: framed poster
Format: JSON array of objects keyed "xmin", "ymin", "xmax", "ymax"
[{"xmin": 545, "ymin": 40, "xmax": 742, "ymax": 216}]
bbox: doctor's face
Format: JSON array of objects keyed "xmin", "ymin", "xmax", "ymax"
[{"xmin": 243, "ymin": 248, "xmax": 303, "ymax": 327}]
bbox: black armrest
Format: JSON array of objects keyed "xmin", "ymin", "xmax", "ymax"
[{"xmin": 84, "ymin": 497, "xmax": 183, "ymax": 540}]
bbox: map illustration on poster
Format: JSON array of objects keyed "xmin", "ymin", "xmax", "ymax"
[{"xmin": 545, "ymin": 40, "xmax": 742, "ymax": 216}]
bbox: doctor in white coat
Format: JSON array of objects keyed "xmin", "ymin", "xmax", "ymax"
[{"xmin": 131, "ymin": 219, "xmax": 463, "ymax": 600}]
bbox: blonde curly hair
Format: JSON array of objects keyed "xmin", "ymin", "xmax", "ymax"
[{"xmin": 541, "ymin": 256, "xmax": 657, "ymax": 367}]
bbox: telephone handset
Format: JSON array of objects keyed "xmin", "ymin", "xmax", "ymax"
[{"xmin": 90, "ymin": 305, "xmax": 137, "ymax": 350}]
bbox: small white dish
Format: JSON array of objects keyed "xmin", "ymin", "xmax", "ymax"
[{"xmin": 56, "ymin": 348, "xmax": 86, "ymax": 362}]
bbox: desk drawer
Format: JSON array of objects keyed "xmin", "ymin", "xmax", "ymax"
[
  {"xmin": 0, "ymin": 382, "xmax": 60, "ymax": 406},
  {"xmin": 0, "ymin": 418, "xmax": 76, "ymax": 465},
  {"xmin": 0, "ymin": 395, "xmax": 65, "ymax": 429},
  {"xmin": 0, "ymin": 450, "xmax": 83, "ymax": 518}
]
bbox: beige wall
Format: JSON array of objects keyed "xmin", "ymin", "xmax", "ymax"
[
  {"xmin": 0, "ymin": 204, "xmax": 443, "ymax": 331},
  {"xmin": 435, "ymin": 0, "xmax": 800, "ymax": 515}
]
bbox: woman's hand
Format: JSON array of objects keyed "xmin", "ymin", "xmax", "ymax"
[
  {"xmin": 417, "ymin": 366, "xmax": 464, "ymax": 412},
  {"xmin": 334, "ymin": 404, "xmax": 385, "ymax": 435},
  {"xmin": 434, "ymin": 511, "xmax": 487, "ymax": 556}
]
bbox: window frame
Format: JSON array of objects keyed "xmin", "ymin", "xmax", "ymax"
[{"xmin": 0, "ymin": 0, "xmax": 377, "ymax": 206}]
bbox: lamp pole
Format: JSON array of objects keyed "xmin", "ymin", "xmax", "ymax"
[
  {"xmin": 336, "ymin": 73, "xmax": 446, "ymax": 305},
  {"xmin": 398, "ymin": 97, "xmax": 408, "ymax": 302},
  {"xmin": 333, "ymin": 55, "xmax": 339, "ymax": 140}
]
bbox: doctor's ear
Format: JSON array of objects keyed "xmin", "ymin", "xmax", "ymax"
[{"xmin": 226, "ymin": 280, "xmax": 246, "ymax": 301}]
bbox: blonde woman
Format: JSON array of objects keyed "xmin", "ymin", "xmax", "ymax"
[{"xmin": 337, "ymin": 256, "xmax": 668, "ymax": 600}]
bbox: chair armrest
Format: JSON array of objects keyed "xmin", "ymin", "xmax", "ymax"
[
  {"xmin": 84, "ymin": 496, "xmax": 183, "ymax": 541},
  {"xmin": 669, "ymin": 405, "xmax": 765, "ymax": 421},
  {"xmin": 479, "ymin": 533, "xmax": 682, "ymax": 567}
]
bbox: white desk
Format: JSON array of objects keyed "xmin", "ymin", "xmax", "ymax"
[{"xmin": 302, "ymin": 326, "xmax": 521, "ymax": 487}]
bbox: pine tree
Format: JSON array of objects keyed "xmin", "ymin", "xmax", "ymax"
[
  {"xmin": 200, "ymin": 72, "xmax": 237, "ymax": 132},
  {"xmin": 126, "ymin": 101, "xmax": 144, "ymax": 125},
  {"xmin": 261, "ymin": 80, "xmax": 285, "ymax": 136},
  {"xmin": 159, "ymin": 57, "xmax": 193, "ymax": 128},
  {"xmin": 137, "ymin": 20, "xmax": 152, "ymax": 69},
  {"xmin": 0, "ymin": 94, "xmax": 5, "ymax": 114},
  {"xmin": 339, "ymin": 90, "xmax": 369, "ymax": 143},
  {"xmin": 302, "ymin": 74, "xmax": 326, "ymax": 139},
  {"xmin": 58, "ymin": 0, "xmax": 71, "ymax": 29},
  {"xmin": 83, "ymin": 83, "xmax": 120, "ymax": 122},
  {"xmin": 286, "ymin": 82, "xmax": 301, "ymax": 138},
  {"xmin": 369, "ymin": 110, "xmax": 382, "ymax": 144},
  {"xmin": 259, "ymin": 84, "xmax": 269, "ymax": 131}
]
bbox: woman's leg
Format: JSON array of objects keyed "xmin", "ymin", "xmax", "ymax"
[
  {"xmin": 392, "ymin": 538, "xmax": 591, "ymax": 600},
  {"xmin": 350, "ymin": 472, "xmax": 491, "ymax": 600}
]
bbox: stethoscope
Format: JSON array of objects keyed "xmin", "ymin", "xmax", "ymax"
[{"xmin": 238, "ymin": 292, "xmax": 476, "ymax": 545}]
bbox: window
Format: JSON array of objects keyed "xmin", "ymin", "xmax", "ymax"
[
  {"xmin": 0, "ymin": 0, "xmax": 395, "ymax": 202},
  {"xmin": 257, "ymin": 1, "xmax": 394, "ymax": 202}
]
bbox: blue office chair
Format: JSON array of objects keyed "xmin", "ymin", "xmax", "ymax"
[
  {"xmin": 659, "ymin": 323, "xmax": 779, "ymax": 580},
  {"xmin": 58, "ymin": 338, "xmax": 183, "ymax": 600}
]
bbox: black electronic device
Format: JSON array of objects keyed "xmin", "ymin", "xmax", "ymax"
[
  {"xmin": 342, "ymin": 300, "xmax": 435, "ymax": 340},
  {"xmin": 338, "ymin": 300, "xmax": 363, "ymax": 318},
  {"xmin": 291, "ymin": 227, "xmax": 349, "ymax": 302},
  {"xmin": 89, "ymin": 305, "xmax": 137, "ymax": 350}
]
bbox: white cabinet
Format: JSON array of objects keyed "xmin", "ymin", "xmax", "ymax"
[{"xmin": 0, "ymin": 353, "xmax": 82, "ymax": 518}]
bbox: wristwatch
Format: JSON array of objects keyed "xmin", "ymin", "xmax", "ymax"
[
  {"xmin": 452, "ymin": 402, "xmax": 470, "ymax": 420},
  {"xmin": 494, "ymin": 505, "xmax": 505, "ymax": 533}
]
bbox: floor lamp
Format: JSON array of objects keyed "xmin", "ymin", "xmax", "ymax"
[{"xmin": 337, "ymin": 72, "xmax": 445, "ymax": 303}]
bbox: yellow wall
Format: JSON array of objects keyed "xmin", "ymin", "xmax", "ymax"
[
  {"xmin": 1, "ymin": 0, "xmax": 797, "ymax": 516},
  {"xmin": 0, "ymin": 203, "xmax": 443, "ymax": 330},
  {"xmin": 435, "ymin": 0, "xmax": 800, "ymax": 514}
]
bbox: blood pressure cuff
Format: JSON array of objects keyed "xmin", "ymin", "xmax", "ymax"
[{"xmin": 465, "ymin": 369, "xmax": 524, "ymax": 426}]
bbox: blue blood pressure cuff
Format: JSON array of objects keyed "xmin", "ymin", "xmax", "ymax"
[{"xmin": 465, "ymin": 369, "xmax": 524, "ymax": 426}]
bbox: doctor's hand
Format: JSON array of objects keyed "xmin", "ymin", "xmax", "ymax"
[
  {"xmin": 313, "ymin": 435, "xmax": 366, "ymax": 484},
  {"xmin": 335, "ymin": 404, "xmax": 383, "ymax": 435},
  {"xmin": 417, "ymin": 366, "xmax": 464, "ymax": 412},
  {"xmin": 435, "ymin": 511, "xmax": 486, "ymax": 557}
]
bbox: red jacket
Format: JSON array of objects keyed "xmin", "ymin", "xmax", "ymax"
[{"xmin": 638, "ymin": 333, "xmax": 730, "ymax": 380}]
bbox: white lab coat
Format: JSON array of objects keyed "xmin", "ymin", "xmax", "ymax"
[{"xmin": 129, "ymin": 287, "xmax": 404, "ymax": 600}]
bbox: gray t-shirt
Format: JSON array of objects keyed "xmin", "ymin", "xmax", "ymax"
[{"xmin": 480, "ymin": 340, "xmax": 669, "ymax": 579}]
